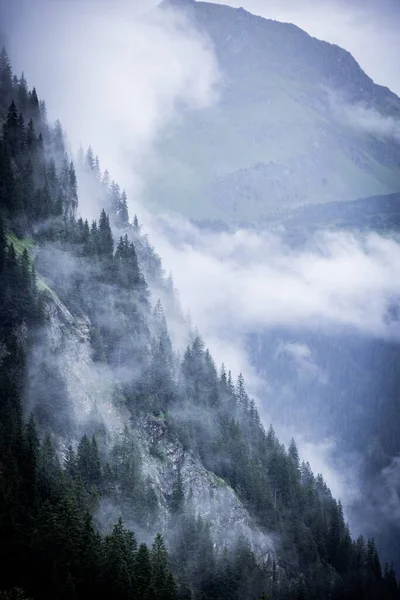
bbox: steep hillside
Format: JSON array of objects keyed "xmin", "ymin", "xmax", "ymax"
[
  {"xmin": 192, "ymin": 189, "xmax": 400, "ymax": 571},
  {"xmin": 142, "ymin": 0, "xmax": 400, "ymax": 221},
  {"xmin": 1, "ymin": 48, "xmax": 399, "ymax": 600}
]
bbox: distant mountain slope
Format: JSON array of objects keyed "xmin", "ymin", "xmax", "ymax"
[
  {"xmin": 192, "ymin": 191, "xmax": 400, "ymax": 245},
  {"xmin": 275, "ymin": 191, "xmax": 400, "ymax": 234},
  {"xmin": 143, "ymin": 0, "xmax": 400, "ymax": 221}
]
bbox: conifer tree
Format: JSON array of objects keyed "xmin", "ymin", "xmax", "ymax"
[
  {"xmin": 3, "ymin": 100, "xmax": 19, "ymax": 155},
  {"xmin": 170, "ymin": 467, "xmax": 185, "ymax": 514},
  {"xmin": 135, "ymin": 543, "xmax": 153, "ymax": 600},
  {"xmin": 151, "ymin": 533, "xmax": 169, "ymax": 600},
  {"xmin": 0, "ymin": 139, "xmax": 15, "ymax": 213},
  {"xmin": 0, "ymin": 215, "xmax": 6, "ymax": 273},
  {"xmin": 29, "ymin": 87, "xmax": 40, "ymax": 118},
  {"xmin": 236, "ymin": 372, "xmax": 249, "ymax": 412},
  {"xmin": 86, "ymin": 146, "xmax": 95, "ymax": 171},
  {"xmin": 0, "ymin": 48, "xmax": 13, "ymax": 108},
  {"xmin": 98, "ymin": 209, "xmax": 114, "ymax": 259},
  {"xmin": 25, "ymin": 119, "xmax": 36, "ymax": 151},
  {"xmin": 119, "ymin": 190, "xmax": 129, "ymax": 226}
]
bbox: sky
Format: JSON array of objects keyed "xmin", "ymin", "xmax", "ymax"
[{"xmin": 1, "ymin": 0, "xmax": 400, "ymax": 95}]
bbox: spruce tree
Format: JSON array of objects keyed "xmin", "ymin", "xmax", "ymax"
[
  {"xmin": 3, "ymin": 100, "xmax": 19, "ymax": 155},
  {"xmin": 151, "ymin": 533, "xmax": 169, "ymax": 600},
  {"xmin": 119, "ymin": 190, "xmax": 129, "ymax": 226},
  {"xmin": 135, "ymin": 543, "xmax": 153, "ymax": 600},
  {"xmin": 0, "ymin": 48, "xmax": 13, "ymax": 108}
]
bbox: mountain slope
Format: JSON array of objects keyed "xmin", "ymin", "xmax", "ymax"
[
  {"xmin": 142, "ymin": 0, "xmax": 400, "ymax": 221},
  {"xmin": 191, "ymin": 188, "xmax": 400, "ymax": 571},
  {"xmin": 1, "ymin": 47, "xmax": 400, "ymax": 600}
]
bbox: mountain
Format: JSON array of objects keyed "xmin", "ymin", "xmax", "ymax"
[
  {"xmin": 194, "ymin": 190, "xmax": 400, "ymax": 238},
  {"xmin": 1, "ymin": 47, "xmax": 399, "ymax": 600},
  {"xmin": 141, "ymin": 0, "xmax": 400, "ymax": 573},
  {"xmin": 191, "ymin": 188, "xmax": 400, "ymax": 571},
  {"xmin": 141, "ymin": 0, "xmax": 400, "ymax": 222}
]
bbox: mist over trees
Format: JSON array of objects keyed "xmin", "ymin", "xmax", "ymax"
[{"xmin": 0, "ymin": 46, "xmax": 399, "ymax": 600}]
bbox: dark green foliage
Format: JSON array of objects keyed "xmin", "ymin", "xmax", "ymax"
[
  {"xmin": 0, "ymin": 48, "xmax": 399, "ymax": 600},
  {"xmin": 135, "ymin": 543, "xmax": 153, "ymax": 599},
  {"xmin": 98, "ymin": 208, "xmax": 114, "ymax": 258},
  {"xmin": 151, "ymin": 533, "xmax": 171, "ymax": 600},
  {"xmin": 0, "ymin": 590, "xmax": 32, "ymax": 600},
  {"xmin": 0, "ymin": 48, "xmax": 13, "ymax": 109},
  {"xmin": 0, "ymin": 64, "xmax": 78, "ymax": 227},
  {"xmin": 77, "ymin": 435, "xmax": 102, "ymax": 488},
  {"xmin": 0, "ymin": 138, "xmax": 17, "ymax": 215},
  {"xmin": 0, "ymin": 399, "xmax": 177, "ymax": 600},
  {"xmin": 2, "ymin": 101, "xmax": 20, "ymax": 156}
]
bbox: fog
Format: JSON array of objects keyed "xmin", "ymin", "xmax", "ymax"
[
  {"xmin": 2, "ymin": 0, "xmax": 400, "ymax": 570},
  {"xmin": 143, "ymin": 212, "xmax": 400, "ymax": 528},
  {"xmin": 147, "ymin": 216, "xmax": 400, "ymax": 341},
  {"xmin": 1, "ymin": 0, "xmax": 219, "ymax": 207},
  {"xmin": 327, "ymin": 89, "xmax": 400, "ymax": 141}
]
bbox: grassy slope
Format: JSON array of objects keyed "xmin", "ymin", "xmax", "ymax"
[
  {"xmin": 7, "ymin": 232, "xmax": 35, "ymax": 254},
  {"xmin": 6, "ymin": 232, "xmax": 52, "ymax": 293}
]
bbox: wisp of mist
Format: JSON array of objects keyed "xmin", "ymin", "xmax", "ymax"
[{"xmin": 5, "ymin": 0, "xmax": 400, "ymax": 542}]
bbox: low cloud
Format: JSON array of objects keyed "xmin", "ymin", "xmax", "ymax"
[
  {"xmin": 275, "ymin": 342, "xmax": 328, "ymax": 384},
  {"xmin": 139, "ymin": 211, "xmax": 400, "ymax": 518},
  {"xmin": 145, "ymin": 213, "xmax": 400, "ymax": 346},
  {"xmin": 344, "ymin": 105, "xmax": 400, "ymax": 140},
  {"xmin": 327, "ymin": 90, "xmax": 400, "ymax": 141}
]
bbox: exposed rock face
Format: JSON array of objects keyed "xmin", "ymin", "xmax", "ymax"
[
  {"xmin": 26, "ymin": 286, "xmax": 126, "ymax": 442},
  {"xmin": 27, "ymin": 285, "xmax": 274, "ymax": 562},
  {"xmin": 139, "ymin": 415, "xmax": 275, "ymax": 561}
]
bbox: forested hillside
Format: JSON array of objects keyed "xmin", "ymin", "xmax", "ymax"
[{"xmin": 0, "ymin": 47, "xmax": 399, "ymax": 600}]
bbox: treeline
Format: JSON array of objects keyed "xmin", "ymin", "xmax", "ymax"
[{"xmin": 0, "ymin": 46, "xmax": 399, "ymax": 600}]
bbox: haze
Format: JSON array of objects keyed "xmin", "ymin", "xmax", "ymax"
[{"xmin": 1, "ymin": 0, "xmax": 400, "ymax": 572}]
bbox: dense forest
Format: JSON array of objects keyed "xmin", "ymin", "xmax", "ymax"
[{"xmin": 0, "ymin": 47, "xmax": 399, "ymax": 600}]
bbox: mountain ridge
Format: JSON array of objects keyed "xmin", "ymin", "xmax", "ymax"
[{"xmin": 145, "ymin": 0, "xmax": 400, "ymax": 222}]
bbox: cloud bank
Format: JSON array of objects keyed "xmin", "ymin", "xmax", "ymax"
[
  {"xmin": 147, "ymin": 215, "xmax": 400, "ymax": 346},
  {"xmin": 141, "ymin": 214, "xmax": 400, "ymax": 519}
]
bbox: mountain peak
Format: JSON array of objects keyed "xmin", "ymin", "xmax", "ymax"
[
  {"xmin": 147, "ymin": 0, "xmax": 400, "ymax": 223},
  {"xmin": 158, "ymin": 0, "xmax": 196, "ymax": 9}
]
